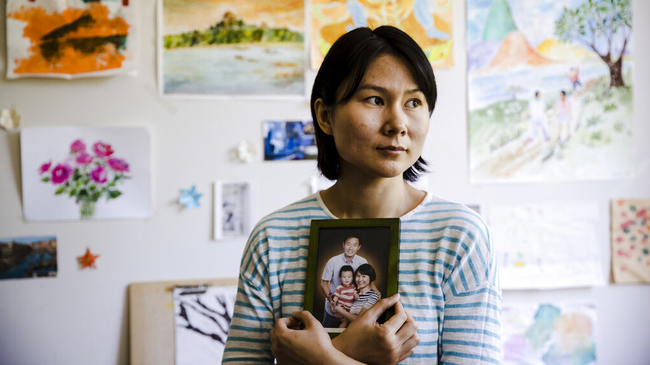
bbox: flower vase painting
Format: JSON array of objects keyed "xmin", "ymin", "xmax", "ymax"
[{"xmin": 21, "ymin": 127, "xmax": 152, "ymax": 221}]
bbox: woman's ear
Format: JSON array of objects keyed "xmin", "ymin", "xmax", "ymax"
[{"xmin": 314, "ymin": 99, "xmax": 333, "ymax": 135}]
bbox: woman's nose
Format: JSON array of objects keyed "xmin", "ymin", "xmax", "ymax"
[{"xmin": 382, "ymin": 105, "xmax": 407, "ymax": 136}]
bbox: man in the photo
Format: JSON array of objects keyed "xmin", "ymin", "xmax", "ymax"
[{"xmin": 320, "ymin": 235, "xmax": 369, "ymax": 328}]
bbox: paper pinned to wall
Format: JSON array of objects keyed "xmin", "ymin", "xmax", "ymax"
[
  {"xmin": 502, "ymin": 303, "xmax": 597, "ymax": 365},
  {"xmin": 173, "ymin": 285, "xmax": 237, "ymax": 365},
  {"xmin": 21, "ymin": 127, "xmax": 153, "ymax": 221},
  {"xmin": 6, "ymin": 0, "xmax": 138, "ymax": 79},
  {"xmin": 489, "ymin": 201, "xmax": 604, "ymax": 290},
  {"xmin": 611, "ymin": 199, "xmax": 650, "ymax": 283}
]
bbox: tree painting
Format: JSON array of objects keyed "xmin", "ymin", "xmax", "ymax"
[{"xmin": 555, "ymin": 0, "xmax": 632, "ymax": 88}]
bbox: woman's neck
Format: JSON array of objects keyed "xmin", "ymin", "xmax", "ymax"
[
  {"xmin": 320, "ymin": 174, "xmax": 426, "ymax": 219},
  {"xmin": 358, "ymin": 286, "xmax": 370, "ymax": 294}
]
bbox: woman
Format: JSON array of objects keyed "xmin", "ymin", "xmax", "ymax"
[
  {"xmin": 333, "ymin": 264, "xmax": 380, "ymax": 327},
  {"xmin": 223, "ymin": 26, "xmax": 500, "ymax": 365}
]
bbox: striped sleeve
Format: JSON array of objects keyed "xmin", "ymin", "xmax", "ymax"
[
  {"xmin": 440, "ymin": 215, "xmax": 502, "ymax": 365},
  {"xmin": 222, "ymin": 223, "xmax": 275, "ymax": 364}
]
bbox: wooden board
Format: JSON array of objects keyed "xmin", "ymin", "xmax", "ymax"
[{"xmin": 129, "ymin": 277, "xmax": 238, "ymax": 365}]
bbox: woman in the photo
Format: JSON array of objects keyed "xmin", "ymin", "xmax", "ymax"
[
  {"xmin": 223, "ymin": 25, "xmax": 500, "ymax": 365},
  {"xmin": 332, "ymin": 263, "xmax": 380, "ymax": 327}
]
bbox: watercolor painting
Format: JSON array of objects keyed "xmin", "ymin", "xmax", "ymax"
[
  {"xmin": 611, "ymin": 199, "xmax": 650, "ymax": 283},
  {"xmin": 21, "ymin": 127, "xmax": 152, "ymax": 221},
  {"xmin": 6, "ymin": 0, "xmax": 138, "ymax": 79},
  {"xmin": 489, "ymin": 201, "xmax": 603, "ymax": 289},
  {"xmin": 311, "ymin": 0, "xmax": 453, "ymax": 69},
  {"xmin": 467, "ymin": 0, "xmax": 634, "ymax": 183},
  {"xmin": 502, "ymin": 303, "xmax": 597, "ymax": 365},
  {"xmin": 173, "ymin": 285, "xmax": 237, "ymax": 365},
  {"xmin": 214, "ymin": 181, "xmax": 253, "ymax": 240},
  {"xmin": 0, "ymin": 236, "xmax": 57, "ymax": 280},
  {"xmin": 160, "ymin": 0, "xmax": 305, "ymax": 96},
  {"xmin": 263, "ymin": 120, "xmax": 317, "ymax": 160}
]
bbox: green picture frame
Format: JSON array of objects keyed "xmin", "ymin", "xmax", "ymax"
[{"xmin": 304, "ymin": 218, "xmax": 400, "ymax": 337}]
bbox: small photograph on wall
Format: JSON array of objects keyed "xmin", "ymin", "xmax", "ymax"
[
  {"xmin": 6, "ymin": 0, "xmax": 138, "ymax": 79},
  {"xmin": 160, "ymin": 0, "xmax": 306, "ymax": 97},
  {"xmin": 0, "ymin": 236, "xmax": 57, "ymax": 280},
  {"xmin": 173, "ymin": 285, "xmax": 237, "ymax": 365},
  {"xmin": 502, "ymin": 303, "xmax": 597, "ymax": 365},
  {"xmin": 311, "ymin": 0, "xmax": 454, "ymax": 70},
  {"xmin": 214, "ymin": 181, "xmax": 253, "ymax": 240},
  {"xmin": 611, "ymin": 199, "xmax": 650, "ymax": 283},
  {"xmin": 263, "ymin": 120, "xmax": 317, "ymax": 161},
  {"xmin": 21, "ymin": 127, "xmax": 153, "ymax": 221},
  {"xmin": 467, "ymin": 0, "xmax": 634, "ymax": 183}
]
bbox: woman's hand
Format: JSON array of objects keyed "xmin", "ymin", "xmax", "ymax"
[
  {"xmin": 270, "ymin": 311, "xmax": 363, "ymax": 365},
  {"xmin": 332, "ymin": 294, "xmax": 420, "ymax": 365}
]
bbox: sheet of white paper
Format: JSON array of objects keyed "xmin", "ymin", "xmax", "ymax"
[
  {"xmin": 489, "ymin": 201, "xmax": 604, "ymax": 289},
  {"xmin": 21, "ymin": 127, "xmax": 152, "ymax": 221},
  {"xmin": 173, "ymin": 286, "xmax": 237, "ymax": 365}
]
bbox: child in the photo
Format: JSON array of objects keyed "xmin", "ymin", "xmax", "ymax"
[
  {"xmin": 332, "ymin": 264, "xmax": 380, "ymax": 326},
  {"xmin": 330, "ymin": 265, "xmax": 356, "ymax": 328}
]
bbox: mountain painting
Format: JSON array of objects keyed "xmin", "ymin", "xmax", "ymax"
[
  {"xmin": 6, "ymin": 0, "xmax": 138, "ymax": 79},
  {"xmin": 161, "ymin": 0, "xmax": 306, "ymax": 97},
  {"xmin": 310, "ymin": 0, "xmax": 454, "ymax": 70},
  {"xmin": 467, "ymin": 0, "xmax": 634, "ymax": 183}
]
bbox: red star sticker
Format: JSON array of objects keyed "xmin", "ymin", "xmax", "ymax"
[{"xmin": 77, "ymin": 248, "xmax": 100, "ymax": 269}]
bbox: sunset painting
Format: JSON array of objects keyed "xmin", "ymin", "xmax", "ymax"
[
  {"xmin": 160, "ymin": 0, "xmax": 306, "ymax": 97},
  {"xmin": 311, "ymin": 0, "xmax": 453, "ymax": 69},
  {"xmin": 6, "ymin": 0, "xmax": 138, "ymax": 79},
  {"xmin": 467, "ymin": 0, "xmax": 634, "ymax": 183}
]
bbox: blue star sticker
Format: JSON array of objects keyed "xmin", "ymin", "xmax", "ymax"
[{"xmin": 179, "ymin": 185, "xmax": 202, "ymax": 209}]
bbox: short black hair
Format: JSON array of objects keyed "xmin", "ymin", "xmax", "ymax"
[
  {"xmin": 310, "ymin": 26, "xmax": 437, "ymax": 182},
  {"xmin": 560, "ymin": 90, "xmax": 566, "ymax": 96},
  {"xmin": 339, "ymin": 265, "xmax": 354, "ymax": 278},
  {"xmin": 354, "ymin": 263, "xmax": 376, "ymax": 283}
]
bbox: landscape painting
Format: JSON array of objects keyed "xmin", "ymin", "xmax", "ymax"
[
  {"xmin": 0, "ymin": 236, "xmax": 57, "ymax": 280},
  {"xmin": 467, "ymin": 0, "xmax": 634, "ymax": 183},
  {"xmin": 6, "ymin": 0, "xmax": 138, "ymax": 79},
  {"xmin": 311, "ymin": 0, "xmax": 453, "ymax": 69},
  {"xmin": 161, "ymin": 0, "xmax": 305, "ymax": 97}
]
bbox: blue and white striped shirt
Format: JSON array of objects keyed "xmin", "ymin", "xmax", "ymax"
[{"xmin": 223, "ymin": 192, "xmax": 501, "ymax": 364}]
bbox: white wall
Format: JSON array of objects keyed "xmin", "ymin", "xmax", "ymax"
[{"xmin": 1, "ymin": 1, "xmax": 649, "ymax": 364}]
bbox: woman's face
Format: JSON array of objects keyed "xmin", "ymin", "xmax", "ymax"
[
  {"xmin": 355, "ymin": 272, "xmax": 370, "ymax": 290},
  {"xmin": 320, "ymin": 54, "xmax": 430, "ymax": 180}
]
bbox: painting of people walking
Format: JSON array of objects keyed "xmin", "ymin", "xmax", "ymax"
[
  {"xmin": 467, "ymin": 0, "xmax": 634, "ymax": 183},
  {"xmin": 0, "ymin": 236, "xmax": 57, "ymax": 280},
  {"xmin": 6, "ymin": 0, "xmax": 138, "ymax": 79},
  {"xmin": 160, "ymin": 0, "xmax": 305, "ymax": 97}
]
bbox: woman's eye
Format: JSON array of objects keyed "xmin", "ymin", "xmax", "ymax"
[
  {"xmin": 366, "ymin": 96, "xmax": 384, "ymax": 105},
  {"xmin": 406, "ymin": 99, "xmax": 421, "ymax": 108}
]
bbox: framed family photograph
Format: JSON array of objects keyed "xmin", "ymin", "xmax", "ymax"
[
  {"xmin": 213, "ymin": 181, "xmax": 253, "ymax": 240},
  {"xmin": 304, "ymin": 218, "xmax": 400, "ymax": 336}
]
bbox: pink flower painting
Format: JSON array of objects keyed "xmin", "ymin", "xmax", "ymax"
[
  {"xmin": 51, "ymin": 164, "xmax": 73, "ymax": 184},
  {"xmin": 107, "ymin": 158, "xmax": 129, "ymax": 172},
  {"xmin": 93, "ymin": 142, "xmax": 114, "ymax": 158},
  {"xmin": 39, "ymin": 161, "xmax": 52, "ymax": 175},
  {"xmin": 39, "ymin": 138, "xmax": 131, "ymax": 219},
  {"xmin": 70, "ymin": 139, "xmax": 86, "ymax": 153}
]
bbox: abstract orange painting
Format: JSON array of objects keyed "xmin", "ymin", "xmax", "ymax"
[
  {"xmin": 6, "ymin": 0, "xmax": 138, "ymax": 78},
  {"xmin": 310, "ymin": 0, "xmax": 453, "ymax": 70}
]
